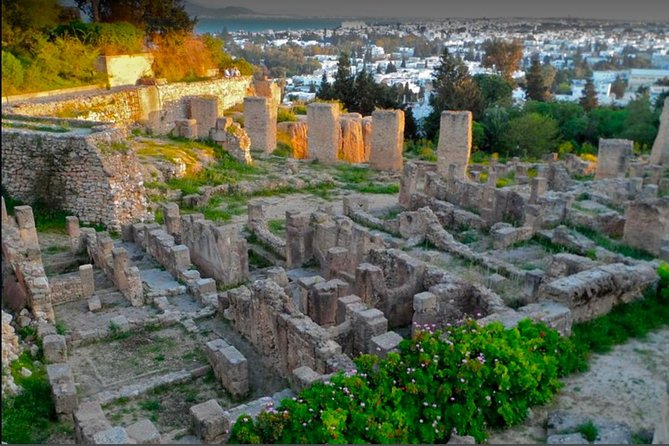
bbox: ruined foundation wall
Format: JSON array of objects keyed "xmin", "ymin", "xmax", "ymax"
[
  {"xmin": 8, "ymin": 77, "xmax": 251, "ymax": 133},
  {"xmin": 1, "ymin": 127, "xmax": 147, "ymax": 230}
]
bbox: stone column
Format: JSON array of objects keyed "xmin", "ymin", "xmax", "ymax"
[
  {"xmin": 595, "ymin": 139, "xmax": 633, "ymax": 180},
  {"xmin": 1, "ymin": 196, "xmax": 7, "ymax": 225},
  {"xmin": 79, "ymin": 264, "xmax": 95, "ymax": 299},
  {"xmin": 529, "ymin": 177, "xmax": 547, "ymax": 204},
  {"xmin": 189, "ymin": 96, "xmax": 219, "ymax": 139},
  {"xmin": 399, "ymin": 163, "xmax": 419, "ymax": 208},
  {"xmin": 66, "ymin": 216, "xmax": 83, "ymax": 254},
  {"xmin": 244, "ymin": 96, "xmax": 277, "ymax": 154},
  {"xmin": 112, "ymin": 247, "xmax": 129, "ymax": 291},
  {"xmin": 14, "ymin": 206, "xmax": 39, "ymax": 247},
  {"xmin": 339, "ymin": 113, "xmax": 365, "ymax": 163},
  {"xmin": 369, "ymin": 109, "xmax": 405, "ymax": 171},
  {"xmin": 307, "ymin": 103, "xmax": 340, "ymax": 163},
  {"xmin": 437, "ymin": 111, "xmax": 472, "ymax": 179},
  {"xmin": 286, "ymin": 210, "xmax": 313, "ymax": 268},
  {"xmin": 650, "ymin": 97, "xmax": 669, "ymax": 166},
  {"xmin": 162, "ymin": 203, "xmax": 181, "ymax": 238}
]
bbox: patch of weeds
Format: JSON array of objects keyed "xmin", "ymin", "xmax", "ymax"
[
  {"xmin": 139, "ymin": 399, "xmax": 161, "ymax": 412},
  {"xmin": 182, "ymin": 347, "xmax": 206, "ymax": 363},
  {"xmin": 185, "ymin": 391, "xmax": 199, "ymax": 403},
  {"xmin": 267, "ymin": 219, "xmax": 285, "ymax": 236},
  {"xmin": 44, "ymin": 245, "xmax": 69, "ymax": 254},
  {"xmin": 569, "ymin": 224, "xmax": 655, "ymax": 261},
  {"xmin": 272, "ymin": 143, "xmax": 292, "ymax": 158},
  {"xmin": 459, "ymin": 231, "xmax": 479, "ymax": 245},
  {"xmin": 576, "ymin": 420, "xmax": 598, "ymax": 442},
  {"xmin": 108, "ymin": 321, "xmax": 130, "ymax": 341},
  {"xmin": 17, "ymin": 326, "xmax": 37, "ymax": 340},
  {"xmin": 154, "ymin": 354, "xmax": 165, "ymax": 362},
  {"xmin": 381, "ymin": 208, "xmax": 401, "ymax": 221},
  {"xmin": 203, "ymin": 369, "xmax": 217, "ymax": 384},
  {"xmin": 572, "ymin": 173, "xmax": 595, "ymax": 182},
  {"xmin": 248, "ymin": 248, "xmax": 273, "ymax": 269},
  {"xmin": 55, "ymin": 321, "xmax": 69, "ymax": 335},
  {"xmin": 144, "ymin": 322, "xmax": 163, "ymax": 333}
]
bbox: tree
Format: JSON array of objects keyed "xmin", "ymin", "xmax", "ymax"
[
  {"xmin": 2, "ymin": 0, "xmax": 63, "ymax": 51},
  {"xmin": 481, "ymin": 38, "xmax": 523, "ymax": 82},
  {"xmin": 622, "ymin": 92, "xmax": 659, "ymax": 150},
  {"xmin": 525, "ymin": 55, "xmax": 551, "ymax": 102},
  {"xmin": 75, "ymin": 0, "xmax": 195, "ymax": 35},
  {"xmin": 579, "ymin": 78, "xmax": 598, "ymax": 111},
  {"xmin": 400, "ymin": 57, "xmax": 406, "ymax": 69},
  {"xmin": 331, "ymin": 51, "xmax": 355, "ymax": 107},
  {"xmin": 403, "ymin": 106, "xmax": 419, "ymax": 141},
  {"xmin": 611, "ymin": 75, "xmax": 626, "ymax": 99},
  {"xmin": 473, "ymin": 74, "xmax": 513, "ymax": 108},
  {"xmin": 505, "ymin": 112, "xmax": 561, "ymax": 158},
  {"xmin": 385, "ymin": 61, "xmax": 397, "ymax": 74}
]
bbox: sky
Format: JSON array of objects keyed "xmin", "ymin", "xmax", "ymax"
[{"xmin": 189, "ymin": 0, "xmax": 669, "ymax": 21}]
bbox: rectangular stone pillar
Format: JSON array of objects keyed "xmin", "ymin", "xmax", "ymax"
[
  {"xmin": 369, "ymin": 109, "xmax": 405, "ymax": 171},
  {"xmin": 437, "ymin": 111, "xmax": 472, "ymax": 178},
  {"xmin": 595, "ymin": 139, "xmax": 633, "ymax": 180},
  {"xmin": 307, "ymin": 103, "xmax": 340, "ymax": 163},
  {"xmin": 530, "ymin": 177, "xmax": 548, "ymax": 204},
  {"xmin": 112, "ymin": 248, "xmax": 129, "ymax": 291},
  {"xmin": 399, "ymin": 163, "xmax": 419, "ymax": 208},
  {"xmin": 162, "ymin": 203, "xmax": 181, "ymax": 238},
  {"xmin": 286, "ymin": 210, "xmax": 313, "ymax": 268},
  {"xmin": 1, "ymin": 196, "xmax": 7, "ymax": 225},
  {"xmin": 189, "ymin": 96, "xmax": 219, "ymax": 139},
  {"xmin": 66, "ymin": 216, "xmax": 83, "ymax": 254},
  {"xmin": 309, "ymin": 279, "xmax": 348, "ymax": 327},
  {"xmin": 244, "ymin": 96, "xmax": 277, "ymax": 154},
  {"xmin": 79, "ymin": 264, "xmax": 95, "ymax": 298},
  {"xmin": 14, "ymin": 205, "xmax": 39, "ymax": 247},
  {"xmin": 325, "ymin": 247, "xmax": 349, "ymax": 280},
  {"xmin": 650, "ymin": 97, "xmax": 669, "ymax": 166}
]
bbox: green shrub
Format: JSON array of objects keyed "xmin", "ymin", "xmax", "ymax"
[
  {"xmin": 277, "ymin": 108, "xmax": 298, "ymax": 123},
  {"xmin": 1, "ymin": 51, "xmax": 25, "ymax": 95},
  {"xmin": 230, "ymin": 319, "xmax": 584, "ymax": 444},
  {"xmin": 577, "ymin": 420, "xmax": 599, "ymax": 442}
]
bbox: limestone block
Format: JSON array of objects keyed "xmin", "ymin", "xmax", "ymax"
[
  {"xmin": 109, "ymin": 315, "xmax": 130, "ymax": 333},
  {"xmin": 74, "ymin": 401, "xmax": 112, "ymax": 443},
  {"xmin": 266, "ymin": 267, "xmax": 289, "ymax": 287},
  {"xmin": 291, "ymin": 366, "xmax": 322, "ymax": 392},
  {"xmin": 307, "ymin": 103, "xmax": 339, "ymax": 163},
  {"xmin": 623, "ymin": 198, "xmax": 669, "ymax": 257},
  {"xmin": 1, "ymin": 196, "xmax": 7, "ymax": 225},
  {"xmin": 93, "ymin": 426, "xmax": 131, "ymax": 444},
  {"xmin": 43, "ymin": 334, "xmax": 67, "ymax": 363},
  {"xmin": 338, "ymin": 113, "xmax": 365, "ymax": 163},
  {"xmin": 162, "ymin": 202, "xmax": 181, "ymax": 237},
  {"xmin": 126, "ymin": 418, "xmax": 161, "ymax": 444},
  {"xmin": 47, "ymin": 363, "xmax": 77, "ymax": 414},
  {"xmin": 370, "ymin": 331, "xmax": 403, "ymax": 359},
  {"xmin": 277, "ymin": 121, "xmax": 308, "ymax": 159},
  {"xmin": 66, "ymin": 216, "xmax": 83, "ymax": 253},
  {"xmin": 88, "ymin": 295, "xmax": 102, "ymax": 312},
  {"xmin": 190, "ymin": 399, "xmax": 229, "ymax": 442},
  {"xmin": 189, "ymin": 96, "xmax": 219, "ymax": 139},
  {"xmin": 14, "ymin": 205, "xmax": 39, "ymax": 247},
  {"xmin": 244, "ymin": 96, "xmax": 277, "ymax": 153},
  {"xmin": 79, "ymin": 264, "xmax": 95, "ymax": 298},
  {"xmin": 413, "ymin": 291, "xmax": 437, "ymax": 313},
  {"xmin": 437, "ymin": 111, "xmax": 472, "ymax": 178},
  {"xmin": 369, "ymin": 109, "xmax": 405, "ymax": 171},
  {"xmin": 595, "ymin": 138, "xmax": 633, "ymax": 180}
]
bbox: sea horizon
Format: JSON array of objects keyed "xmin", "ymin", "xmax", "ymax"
[{"xmin": 195, "ymin": 17, "xmax": 350, "ymax": 34}]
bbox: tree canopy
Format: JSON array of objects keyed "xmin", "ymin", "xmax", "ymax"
[{"xmin": 482, "ymin": 38, "xmax": 523, "ymax": 82}]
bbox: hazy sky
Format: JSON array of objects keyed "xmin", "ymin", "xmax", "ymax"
[{"xmin": 189, "ymin": 0, "xmax": 669, "ymax": 21}]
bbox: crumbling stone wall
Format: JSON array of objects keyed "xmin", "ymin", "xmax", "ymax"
[
  {"xmin": 307, "ymin": 103, "xmax": 340, "ymax": 163},
  {"xmin": 540, "ymin": 263, "xmax": 657, "ymax": 322},
  {"xmin": 1, "ymin": 125, "xmax": 147, "ymax": 230},
  {"xmin": 226, "ymin": 279, "xmax": 352, "ymax": 378},
  {"xmin": 2, "ymin": 310, "xmax": 20, "ymax": 394},
  {"xmin": 7, "ymin": 77, "xmax": 252, "ymax": 133}
]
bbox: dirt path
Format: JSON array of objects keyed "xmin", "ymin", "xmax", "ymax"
[{"xmin": 488, "ymin": 328, "xmax": 669, "ymax": 443}]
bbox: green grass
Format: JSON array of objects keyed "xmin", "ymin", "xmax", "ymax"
[
  {"xmin": 577, "ymin": 421, "xmax": 599, "ymax": 442},
  {"xmin": 248, "ymin": 249, "xmax": 273, "ymax": 268},
  {"xmin": 571, "ymin": 284, "xmax": 669, "ymax": 354},
  {"xmin": 139, "ymin": 399, "xmax": 161, "ymax": 412},
  {"xmin": 1, "ymin": 352, "xmax": 58, "ymax": 444},
  {"xmin": 3, "ymin": 121, "xmax": 70, "ymax": 133},
  {"xmin": 569, "ymin": 224, "xmax": 655, "ymax": 261},
  {"xmin": 268, "ymin": 219, "xmax": 286, "ymax": 236},
  {"xmin": 44, "ymin": 245, "xmax": 69, "ymax": 254}
]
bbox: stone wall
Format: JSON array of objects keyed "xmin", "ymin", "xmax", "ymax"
[
  {"xmin": 2, "ymin": 310, "xmax": 20, "ymax": 394},
  {"xmin": 650, "ymin": 97, "xmax": 669, "ymax": 166},
  {"xmin": 307, "ymin": 103, "xmax": 339, "ymax": 163},
  {"xmin": 437, "ymin": 111, "xmax": 472, "ymax": 178},
  {"xmin": 226, "ymin": 279, "xmax": 352, "ymax": 378},
  {"xmin": 7, "ymin": 77, "xmax": 252, "ymax": 133},
  {"xmin": 1, "ymin": 124, "xmax": 147, "ymax": 230},
  {"xmin": 369, "ymin": 109, "xmax": 404, "ymax": 171}
]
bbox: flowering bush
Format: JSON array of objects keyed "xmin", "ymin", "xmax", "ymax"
[{"xmin": 229, "ymin": 319, "xmax": 584, "ymax": 443}]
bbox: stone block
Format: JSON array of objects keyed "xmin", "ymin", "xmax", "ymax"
[
  {"xmin": 437, "ymin": 111, "xmax": 472, "ymax": 178},
  {"xmin": 79, "ymin": 264, "xmax": 95, "ymax": 298},
  {"xmin": 307, "ymin": 103, "xmax": 339, "ymax": 163},
  {"xmin": 109, "ymin": 315, "xmax": 130, "ymax": 333},
  {"xmin": 244, "ymin": 96, "xmax": 277, "ymax": 153},
  {"xmin": 43, "ymin": 334, "xmax": 67, "ymax": 363},
  {"xmin": 88, "ymin": 295, "xmax": 102, "ymax": 312},
  {"xmin": 595, "ymin": 138, "xmax": 633, "ymax": 180},
  {"xmin": 413, "ymin": 291, "xmax": 437, "ymax": 313},
  {"xmin": 370, "ymin": 331, "xmax": 403, "ymax": 359},
  {"xmin": 93, "ymin": 426, "xmax": 131, "ymax": 444},
  {"xmin": 47, "ymin": 363, "xmax": 77, "ymax": 414},
  {"xmin": 75, "ymin": 401, "xmax": 112, "ymax": 443},
  {"xmin": 291, "ymin": 366, "xmax": 322, "ymax": 392},
  {"xmin": 190, "ymin": 399, "xmax": 228, "ymax": 442},
  {"xmin": 126, "ymin": 418, "xmax": 161, "ymax": 444},
  {"xmin": 189, "ymin": 96, "xmax": 219, "ymax": 139},
  {"xmin": 369, "ymin": 109, "xmax": 405, "ymax": 171}
]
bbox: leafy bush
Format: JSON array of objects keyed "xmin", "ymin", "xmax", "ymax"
[
  {"xmin": 229, "ymin": 319, "xmax": 584, "ymax": 444},
  {"xmin": 277, "ymin": 108, "xmax": 298, "ymax": 123},
  {"xmin": 1, "ymin": 51, "xmax": 25, "ymax": 95},
  {"xmin": 151, "ymin": 33, "xmax": 217, "ymax": 82},
  {"xmin": 52, "ymin": 21, "xmax": 145, "ymax": 55}
]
